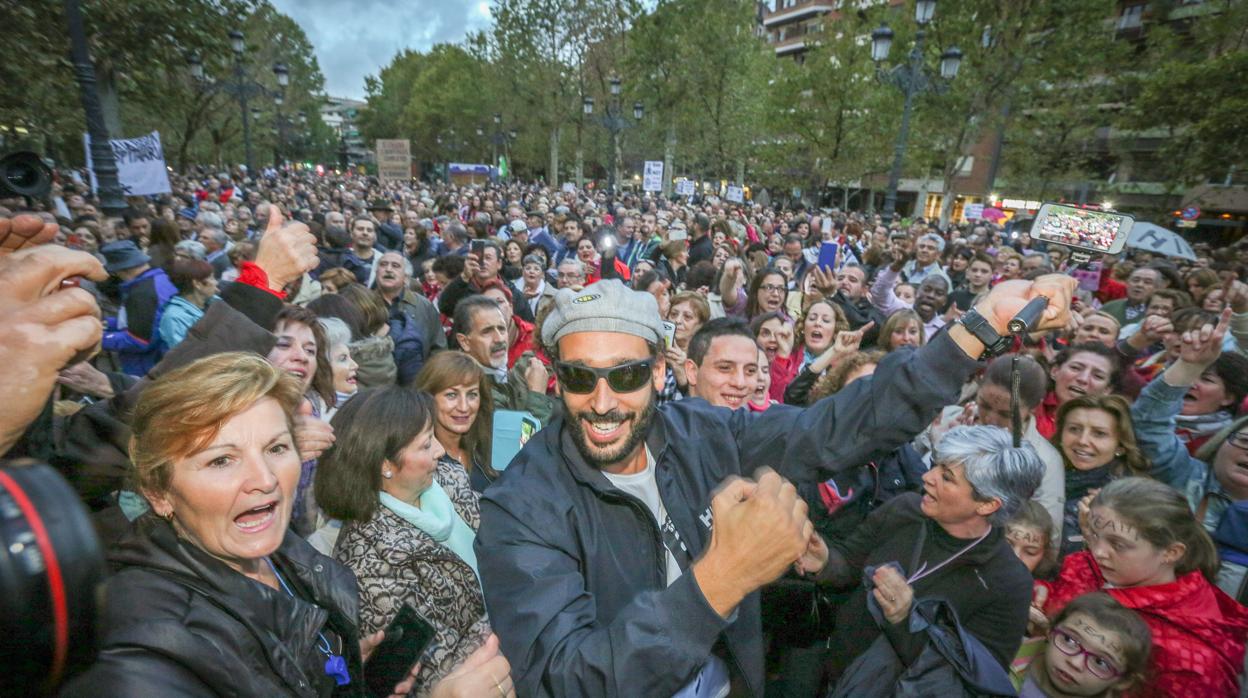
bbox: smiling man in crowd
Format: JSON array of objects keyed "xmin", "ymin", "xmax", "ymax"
[{"xmin": 474, "ymin": 274, "xmax": 1069, "ymax": 696}]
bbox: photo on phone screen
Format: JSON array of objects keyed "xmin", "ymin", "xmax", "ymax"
[
  {"xmin": 662, "ymin": 321, "xmax": 677, "ymax": 349},
  {"xmin": 1030, "ymin": 203, "xmax": 1133, "ymax": 255},
  {"xmin": 364, "ymin": 605, "xmax": 437, "ymax": 697}
]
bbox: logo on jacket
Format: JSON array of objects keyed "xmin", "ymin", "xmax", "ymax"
[
  {"xmin": 699, "ymin": 506, "xmax": 713, "ymax": 531},
  {"xmin": 572, "ymin": 293, "xmax": 601, "ymax": 304}
]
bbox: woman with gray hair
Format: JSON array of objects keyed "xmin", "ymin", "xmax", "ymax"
[{"xmin": 803, "ymin": 425, "xmax": 1045, "ymax": 687}]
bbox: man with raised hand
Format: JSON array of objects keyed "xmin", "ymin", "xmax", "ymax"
[{"xmin": 475, "ymin": 274, "xmax": 1075, "ymax": 696}]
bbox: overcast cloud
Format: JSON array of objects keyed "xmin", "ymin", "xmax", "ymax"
[{"xmin": 271, "ymin": 0, "xmax": 493, "ymax": 99}]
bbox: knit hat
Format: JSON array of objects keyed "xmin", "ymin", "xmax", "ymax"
[
  {"xmin": 100, "ymin": 240, "xmax": 151, "ymax": 274},
  {"xmin": 541, "ymin": 279, "xmax": 665, "ymax": 349}
]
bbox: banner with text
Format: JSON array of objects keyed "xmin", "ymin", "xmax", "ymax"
[
  {"xmin": 643, "ymin": 161, "xmax": 664, "ymax": 192},
  {"xmin": 676, "ymin": 179, "xmax": 695, "ymax": 196},
  {"xmin": 375, "ymin": 139, "xmax": 412, "ymax": 182},
  {"xmin": 83, "ymin": 130, "xmax": 172, "ymax": 196},
  {"xmin": 725, "ymin": 185, "xmax": 745, "ymax": 203}
]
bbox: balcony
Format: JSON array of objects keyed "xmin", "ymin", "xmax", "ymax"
[
  {"xmin": 774, "ymin": 34, "xmax": 810, "ymax": 55},
  {"xmin": 762, "ymin": 0, "xmax": 837, "ymax": 27}
]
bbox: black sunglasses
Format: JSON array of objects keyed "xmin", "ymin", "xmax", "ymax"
[{"xmin": 553, "ymin": 358, "xmax": 654, "ymax": 394}]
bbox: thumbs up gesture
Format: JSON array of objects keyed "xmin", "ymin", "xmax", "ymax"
[
  {"xmin": 292, "ymin": 397, "xmax": 335, "ymax": 460},
  {"xmin": 253, "ymin": 203, "xmax": 318, "ymax": 293}
]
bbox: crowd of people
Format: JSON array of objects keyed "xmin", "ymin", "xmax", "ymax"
[{"xmin": 4, "ymin": 165, "xmax": 1248, "ymax": 698}]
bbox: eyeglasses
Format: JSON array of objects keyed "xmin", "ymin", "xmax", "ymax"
[
  {"xmin": 1227, "ymin": 431, "xmax": 1248, "ymax": 451},
  {"xmin": 553, "ymin": 359, "xmax": 653, "ymax": 394},
  {"xmin": 1049, "ymin": 627, "xmax": 1123, "ymax": 680},
  {"xmin": 760, "ymin": 284, "xmax": 786, "ymax": 293}
]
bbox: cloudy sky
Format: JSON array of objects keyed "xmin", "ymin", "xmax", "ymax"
[{"xmin": 271, "ymin": 0, "xmax": 493, "ymax": 100}]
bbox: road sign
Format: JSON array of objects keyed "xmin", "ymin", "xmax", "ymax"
[{"xmin": 1180, "ymin": 206, "xmax": 1201, "ymax": 221}]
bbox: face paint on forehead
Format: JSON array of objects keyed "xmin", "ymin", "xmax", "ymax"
[
  {"xmin": 1072, "ymin": 617, "xmax": 1122, "ymax": 655},
  {"xmin": 1089, "ymin": 511, "xmax": 1139, "ymax": 541},
  {"xmin": 1007, "ymin": 525, "xmax": 1043, "ymax": 546}
]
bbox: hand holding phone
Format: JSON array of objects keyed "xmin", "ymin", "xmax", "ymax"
[{"xmin": 364, "ymin": 605, "xmax": 437, "ymax": 698}]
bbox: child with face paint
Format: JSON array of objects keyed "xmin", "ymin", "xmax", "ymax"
[
  {"xmin": 1037, "ymin": 478, "xmax": 1248, "ymax": 698},
  {"xmin": 1020, "ymin": 592, "xmax": 1151, "ymax": 697}
]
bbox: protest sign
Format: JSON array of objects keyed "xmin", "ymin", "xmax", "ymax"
[
  {"xmin": 643, "ymin": 161, "xmax": 664, "ymax": 192},
  {"xmin": 375, "ymin": 139, "xmax": 411, "ymax": 182},
  {"xmin": 725, "ymin": 185, "xmax": 744, "ymax": 203},
  {"xmin": 84, "ymin": 131, "xmax": 171, "ymax": 196},
  {"xmin": 676, "ymin": 179, "xmax": 695, "ymax": 196}
]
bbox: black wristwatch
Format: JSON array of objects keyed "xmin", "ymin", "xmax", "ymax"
[{"xmin": 957, "ymin": 308, "xmax": 1011, "ymax": 357}]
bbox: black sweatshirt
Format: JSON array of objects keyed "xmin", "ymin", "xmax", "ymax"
[{"xmin": 816, "ymin": 493, "xmax": 1033, "ymax": 680}]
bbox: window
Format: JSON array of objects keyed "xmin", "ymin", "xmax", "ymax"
[{"xmin": 1117, "ymin": 4, "xmax": 1144, "ymax": 30}]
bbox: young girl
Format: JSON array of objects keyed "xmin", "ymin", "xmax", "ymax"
[
  {"xmin": 1021, "ymin": 592, "xmax": 1151, "ymax": 697},
  {"xmin": 1008, "ymin": 501, "xmax": 1058, "ymax": 579},
  {"xmin": 1040, "ymin": 477, "xmax": 1248, "ymax": 697}
]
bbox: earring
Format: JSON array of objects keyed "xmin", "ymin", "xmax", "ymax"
[
  {"xmin": 383, "ymin": 470, "xmax": 393, "ymax": 479},
  {"xmin": 1115, "ymin": 451, "xmax": 1124, "ymax": 457}
]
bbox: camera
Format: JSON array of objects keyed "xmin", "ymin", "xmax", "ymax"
[
  {"xmin": 0, "ymin": 152, "xmax": 53, "ymax": 202},
  {"xmin": 0, "ymin": 461, "xmax": 106, "ymax": 696}
]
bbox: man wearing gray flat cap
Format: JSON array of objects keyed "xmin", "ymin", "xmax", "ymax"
[{"xmin": 476, "ymin": 275, "xmax": 1077, "ymax": 696}]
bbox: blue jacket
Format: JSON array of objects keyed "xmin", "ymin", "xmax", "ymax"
[
  {"xmin": 387, "ymin": 303, "xmax": 425, "ymax": 386},
  {"xmin": 474, "ymin": 331, "xmax": 979, "ymax": 697},
  {"xmin": 102, "ymin": 267, "xmax": 177, "ymax": 375},
  {"xmin": 157, "ymin": 295, "xmax": 205, "ymax": 351}
]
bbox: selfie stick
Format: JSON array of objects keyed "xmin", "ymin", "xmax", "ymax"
[{"xmin": 1007, "ymin": 296, "xmax": 1049, "ymax": 335}]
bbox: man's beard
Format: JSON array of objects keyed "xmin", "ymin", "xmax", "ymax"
[{"xmin": 564, "ymin": 387, "xmax": 658, "ymax": 470}]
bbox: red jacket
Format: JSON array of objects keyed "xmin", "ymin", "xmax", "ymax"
[
  {"xmin": 1097, "ymin": 264, "xmax": 1127, "ymax": 303},
  {"xmin": 1042, "ymin": 551, "xmax": 1248, "ymax": 698}
]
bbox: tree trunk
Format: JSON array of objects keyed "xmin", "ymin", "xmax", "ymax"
[{"xmin": 548, "ymin": 124, "xmax": 560, "ymax": 186}]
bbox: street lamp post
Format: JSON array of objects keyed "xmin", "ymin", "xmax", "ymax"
[
  {"xmin": 869, "ymin": 0, "xmax": 962, "ymax": 222},
  {"xmin": 64, "ymin": 0, "xmax": 126, "ymax": 216},
  {"xmin": 229, "ymin": 31, "xmax": 255, "ymax": 173},
  {"xmin": 584, "ymin": 76, "xmax": 643, "ymax": 194},
  {"xmin": 188, "ymin": 32, "xmax": 287, "ymax": 174},
  {"xmin": 272, "ymin": 63, "xmax": 288, "ymax": 167}
]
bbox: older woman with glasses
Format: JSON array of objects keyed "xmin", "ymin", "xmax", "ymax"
[
  {"xmin": 66, "ymin": 353, "xmax": 511, "ymax": 697},
  {"xmin": 803, "ymin": 425, "xmax": 1045, "ymax": 690}
]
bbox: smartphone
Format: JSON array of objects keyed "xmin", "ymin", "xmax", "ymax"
[
  {"xmin": 668, "ymin": 227, "xmax": 688, "ymax": 242},
  {"xmin": 662, "ymin": 321, "xmax": 677, "ymax": 349},
  {"xmin": 364, "ymin": 605, "xmax": 437, "ymax": 698},
  {"xmin": 1030, "ymin": 203, "xmax": 1132, "ymax": 255},
  {"xmin": 470, "ymin": 239, "xmax": 487, "ymax": 257},
  {"xmin": 817, "ymin": 242, "xmax": 838, "ymax": 272}
]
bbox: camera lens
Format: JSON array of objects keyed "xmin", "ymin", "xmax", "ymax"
[{"xmin": 0, "ymin": 462, "xmax": 106, "ymax": 696}]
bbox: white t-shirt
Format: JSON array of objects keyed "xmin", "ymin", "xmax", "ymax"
[{"xmin": 603, "ymin": 448, "xmax": 730, "ymax": 698}]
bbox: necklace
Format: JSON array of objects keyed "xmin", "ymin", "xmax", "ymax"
[
  {"xmin": 907, "ymin": 528, "xmax": 992, "ymax": 585},
  {"xmin": 265, "ymin": 558, "xmax": 351, "ymax": 686}
]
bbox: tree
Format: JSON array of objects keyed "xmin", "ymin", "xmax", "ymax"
[
  {"xmin": 1121, "ymin": 0, "xmax": 1248, "ymax": 214},
  {"xmin": 870, "ymin": 0, "xmax": 1124, "ymax": 222},
  {"xmin": 1, "ymin": 0, "xmax": 326, "ymax": 172}
]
